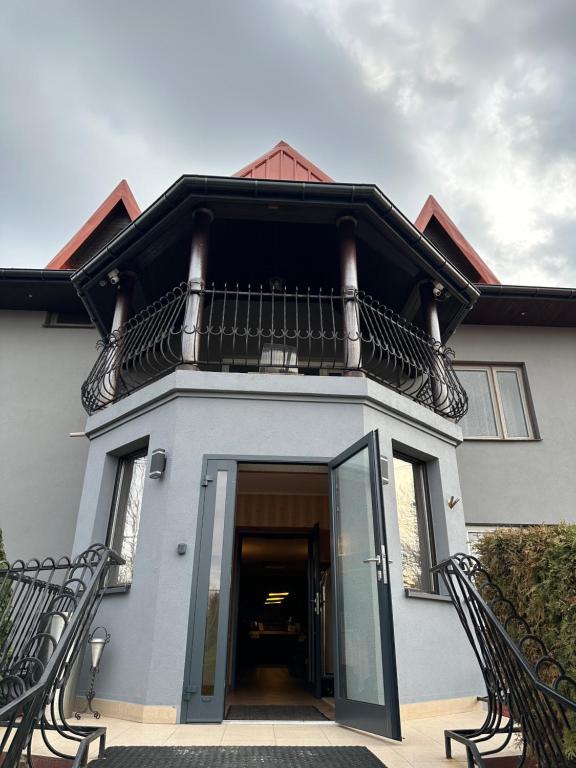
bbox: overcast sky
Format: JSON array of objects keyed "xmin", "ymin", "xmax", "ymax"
[{"xmin": 1, "ymin": 0, "xmax": 575, "ymax": 286}]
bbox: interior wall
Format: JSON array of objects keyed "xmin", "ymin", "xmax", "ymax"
[{"xmin": 236, "ymin": 494, "xmax": 329, "ymax": 529}]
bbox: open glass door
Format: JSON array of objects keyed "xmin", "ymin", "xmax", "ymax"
[{"xmin": 329, "ymin": 431, "xmax": 401, "ymax": 740}]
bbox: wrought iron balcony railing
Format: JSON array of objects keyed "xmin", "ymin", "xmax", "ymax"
[{"xmin": 81, "ymin": 283, "xmax": 468, "ymax": 420}]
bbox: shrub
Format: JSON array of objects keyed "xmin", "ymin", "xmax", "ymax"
[{"xmin": 475, "ymin": 524, "xmax": 576, "ymax": 759}]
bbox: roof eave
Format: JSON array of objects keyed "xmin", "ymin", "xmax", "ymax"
[{"xmin": 72, "ymin": 176, "xmax": 480, "ymax": 310}]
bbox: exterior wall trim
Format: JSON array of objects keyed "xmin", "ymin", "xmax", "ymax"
[{"xmin": 83, "ymin": 371, "xmax": 463, "ymax": 448}]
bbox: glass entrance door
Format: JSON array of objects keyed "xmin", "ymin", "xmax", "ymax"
[
  {"xmin": 329, "ymin": 431, "xmax": 401, "ymax": 740},
  {"xmin": 182, "ymin": 459, "xmax": 238, "ymax": 722}
]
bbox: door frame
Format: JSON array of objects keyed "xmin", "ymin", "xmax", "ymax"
[
  {"xmin": 181, "ymin": 448, "xmax": 400, "ymax": 732},
  {"xmin": 229, "ymin": 528, "xmax": 323, "ymax": 696},
  {"xmin": 181, "ymin": 455, "xmax": 329, "ymax": 723}
]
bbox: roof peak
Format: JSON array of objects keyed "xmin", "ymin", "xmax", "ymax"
[
  {"xmin": 46, "ymin": 180, "xmax": 141, "ymax": 270},
  {"xmin": 233, "ymin": 140, "xmax": 333, "ymax": 183},
  {"xmin": 415, "ymin": 194, "xmax": 500, "ymax": 285}
]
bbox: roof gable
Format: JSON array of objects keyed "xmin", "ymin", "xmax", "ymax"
[
  {"xmin": 46, "ymin": 180, "xmax": 141, "ymax": 270},
  {"xmin": 233, "ymin": 140, "xmax": 333, "ymax": 183},
  {"xmin": 415, "ymin": 195, "xmax": 500, "ymax": 285}
]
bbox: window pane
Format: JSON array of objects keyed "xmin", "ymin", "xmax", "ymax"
[
  {"xmin": 109, "ymin": 454, "xmax": 147, "ymax": 586},
  {"xmin": 201, "ymin": 470, "xmax": 228, "ymax": 696},
  {"xmin": 496, "ymin": 370, "xmax": 529, "ymax": 438},
  {"xmin": 458, "ymin": 370, "xmax": 499, "ymax": 437},
  {"xmin": 393, "ymin": 457, "xmax": 432, "ymax": 591},
  {"xmin": 333, "ymin": 446, "xmax": 385, "ymax": 706}
]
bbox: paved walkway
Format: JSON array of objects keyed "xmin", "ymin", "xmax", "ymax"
[{"xmin": 28, "ymin": 707, "xmax": 520, "ymax": 767}]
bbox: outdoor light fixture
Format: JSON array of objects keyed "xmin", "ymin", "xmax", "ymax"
[
  {"xmin": 75, "ymin": 626, "xmax": 110, "ymax": 720},
  {"xmin": 259, "ymin": 343, "xmax": 298, "ymax": 373},
  {"xmin": 149, "ymin": 448, "xmax": 167, "ymax": 479},
  {"xmin": 268, "ymin": 592, "xmax": 289, "ymax": 597}
]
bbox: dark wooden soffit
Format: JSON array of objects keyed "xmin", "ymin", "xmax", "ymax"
[
  {"xmin": 415, "ymin": 195, "xmax": 500, "ymax": 285},
  {"xmin": 464, "ymin": 285, "xmax": 576, "ymax": 327},
  {"xmin": 45, "ymin": 180, "xmax": 141, "ymax": 270},
  {"xmin": 0, "ymin": 269, "xmax": 86, "ymax": 312}
]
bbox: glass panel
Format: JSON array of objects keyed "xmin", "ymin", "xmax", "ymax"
[
  {"xmin": 496, "ymin": 370, "xmax": 529, "ymax": 438},
  {"xmin": 458, "ymin": 369, "xmax": 499, "ymax": 437},
  {"xmin": 109, "ymin": 453, "xmax": 147, "ymax": 586},
  {"xmin": 201, "ymin": 470, "xmax": 228, "ymax": 696},
  {"xmin": 334, "ymin": 446, "xmax": 385, "ymax": 705},
  {"xmin": 393, "ymin": 457, "xmax": 431, "ymax": 591}
]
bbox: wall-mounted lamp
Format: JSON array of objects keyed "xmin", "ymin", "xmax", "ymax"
[
  {"xmin": 149, "ymin": 448, "xmax": 167, "ymax": 479},
  {"xmin": 447, "ymin": 496, "xmax": 461, "ymax": 509}
]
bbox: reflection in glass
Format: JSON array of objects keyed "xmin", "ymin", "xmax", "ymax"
[
  {"xmin": 334, "ymin": 447, "xmax": 385, "ymax": 706},
  {"xmin": 458, "ymin": 369, "xmax": 498, "ymax": 437},
  {"xmin": 108, "ymin": 453, "xmax": 147, "ymax": 586},
  {"xmin": 201, "ymin": 471, "xmax": 228, "ymax": 696},
  {"xmin": 496, "ymin": 370, "xmax": 529, "ymax": 438},
  {"xmin": 393, "ymin": 457, "xmax": 433, "ymax": 592}
]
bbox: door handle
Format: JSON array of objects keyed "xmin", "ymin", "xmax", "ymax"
[{"xmin": 362, "ymin": 555, "xmax": 381, "ymax": 565}]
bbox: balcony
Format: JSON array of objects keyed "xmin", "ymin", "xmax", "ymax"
[{"xmin": 80, "ymin": 283, "xmax": 468, "ymax": 420}]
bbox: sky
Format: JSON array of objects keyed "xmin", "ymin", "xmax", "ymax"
[{"xmin": 1, "ymin": 0, "xmax": 575, "ymax": 286}]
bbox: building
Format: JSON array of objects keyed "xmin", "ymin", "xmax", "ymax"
[{"xmin": 1, "ymin": 141, "xmax": 574, "ymax": 738}]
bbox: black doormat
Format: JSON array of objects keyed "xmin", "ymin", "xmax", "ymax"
[
  {"xmin": 226, "ymin": 704, "xmax": 328, "ymax": 720},
  {"xmin": 89, "ymin": 746, "xmax": 387, "ymax": 767}
]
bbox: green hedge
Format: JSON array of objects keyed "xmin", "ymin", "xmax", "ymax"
[{"xmin": 475, "ymin": 524, "xmax": 576, "ymax": 758}]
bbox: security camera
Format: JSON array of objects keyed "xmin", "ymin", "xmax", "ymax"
[
  {"xmin": 432, "ymin": 281, "xmax": 445, "ymax": 298},
  {"xmin": 108, "ymin": 268, "xmax": 120, "ymax": 286}
]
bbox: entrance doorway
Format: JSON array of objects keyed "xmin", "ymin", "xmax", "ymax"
[
  {"xmin": 182, "ymin": 433, "xmax": 401, "ymax": 740},
  {"xmin": 225, "ymin": 463, "xmax": 334, "ymax": 720}
]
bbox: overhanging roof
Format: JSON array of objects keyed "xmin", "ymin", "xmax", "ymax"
[
  {"xmin": 71, "ymin": 175, "xmax": 481, "ymax": 338},
  {"xmin": 464, "ymin": 283, "xmax": 576, "ymax": 327},
  {"xmin": 0, "ymin": 268, "xmax": 86, "ymax": 312}
]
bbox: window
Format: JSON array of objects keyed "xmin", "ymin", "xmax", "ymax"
[
  {"xmin": 466, "ymin": 525, "xmax": 497, "ymax": 557},
  {"xmin": 393, "ymin": 454, "xmax": 435, "ymax": 593},
  {"xmin": 466, "ymin": 524, "xmax": 532, "ymax": 557},
  {"xmin": 106, "ymin": 451, "xmax": 148, "ymax": 587},
  {"xmin": 44, "ymin": 311, "xmax": 94, "ymax": 328},
  {"xmin": 456, "ymin": 365, "xmax": 534, "ymax": 440}
]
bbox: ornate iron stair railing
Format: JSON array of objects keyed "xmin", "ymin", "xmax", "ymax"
[
  {"xmin": 433, "ymin": 553, "xmax": 576, "ymax": 767},
  {"xmin": 0, "ymin": 545, "xmax": 123, "ymax": 768},
  {"xmin": 81, "ymin": 283, "xmax": 468, "ymax": 420}
]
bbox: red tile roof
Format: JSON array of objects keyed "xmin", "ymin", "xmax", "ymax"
[
  {"xmin": 233, "ymin": 140, "xmax": 333, "ymax": 183},
  {"xmin": 415, "ymin": 194, "xmax": 500, "ymax": 285},
  {"xmin": 45, "ymin": 180, "xmax": 141, "ymax": 270}
]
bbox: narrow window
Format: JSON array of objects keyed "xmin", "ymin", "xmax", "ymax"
[
  {"xmin": 106, "ymin": 451, "xmax": 148, "ymax": 587},
  {"xmin": 456, "ymin": 365, "xmax": 534, "ymax": 440},
  {"xmin": 393, "ymin": 454, "xmax": 435, "ymax": 593}
]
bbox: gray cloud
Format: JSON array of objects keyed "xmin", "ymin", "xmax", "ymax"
[{"xmin": 1, "ymin": 0, "xmax": 575, "ymax": 286}]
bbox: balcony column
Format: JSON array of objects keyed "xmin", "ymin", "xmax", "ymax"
[
  {"xmin": 337, "ymin": 215, "xmax": 362, "ymax": 374},
  {"xmin": 420, "ymin": 282, "xmax": 443, "ymax": 408},
  {"xmin": 182, "ymin": 208, "xmax": 214, "ymax": 367},
  {"xmin": 104, "ymin": 274, "xmax": 133, "ymax": 402}
]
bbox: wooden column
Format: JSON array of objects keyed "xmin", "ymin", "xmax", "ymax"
[
  {"xmin": 420, "ymin": 282, "xmax": 443, "ymax": 408},
  {"xmin": 182, "ymin": 208, "xmax": 214, "ymax": 366},
  {"xmin": 104, "ymin": 275, "xmax": 133, "ymax": 402},
  {"xmin": 337, "ymin": 215, "xmax": 362, "ymax": 374}
]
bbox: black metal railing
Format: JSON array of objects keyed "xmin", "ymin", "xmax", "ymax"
[
  {"xmin": 433, "ymin": 554, "xmax": 576, "ymax": 767},
  {"xmin": 0, "ymin": 544, "xmax": 123, "ymax": 768},
  {"xmin": 81, "ymin": 283, "xmax": 468, "ymax": 420}
]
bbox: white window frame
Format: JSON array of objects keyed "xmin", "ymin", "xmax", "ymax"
[{"xmin": 456, "ymin": 364, "xmax": 534, "ymax": 440}]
